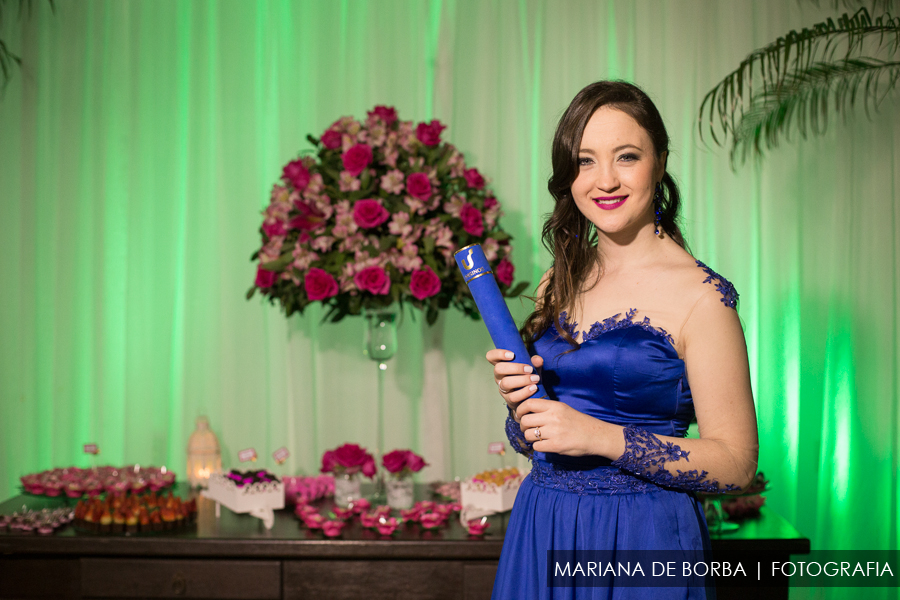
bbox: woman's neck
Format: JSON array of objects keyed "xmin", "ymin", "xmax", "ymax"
[{"xmin": 595, "ymin": 225, "xmax": 671, "ymax": 274}]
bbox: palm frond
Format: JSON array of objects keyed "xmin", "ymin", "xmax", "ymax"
[
  {"xmin": 0, "ymin": 0, "xmax": 54, "ymax": 91},
  {"xmin": 699, "ymin": 8, "xmax": 900, "ymax": 150},
  {"xmin": 729, "ymin": 58, "xmax": 900, "ymax": 165}
]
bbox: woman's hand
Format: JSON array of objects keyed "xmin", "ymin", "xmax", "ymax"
[
  {"xmin": 485, "ymin": 349, "xmax": 544, "ymax": 419},
  {"xmin": 516, "ymin": 398, "xmax": 610, "ymax": 457}
]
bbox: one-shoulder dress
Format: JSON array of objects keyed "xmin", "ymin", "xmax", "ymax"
[{"xmin": 492, "ymin": 262, "xmax": 740, "ymax": 600}]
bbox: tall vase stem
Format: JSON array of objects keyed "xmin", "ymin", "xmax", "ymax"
[{"xmin": 373, "ymin": 361, "xmax": 387, "ymax": 502}]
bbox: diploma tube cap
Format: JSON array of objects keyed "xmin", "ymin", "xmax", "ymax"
[{"xmin": 454, "ymin": 244, "xmax": 547, "ymax": 399}]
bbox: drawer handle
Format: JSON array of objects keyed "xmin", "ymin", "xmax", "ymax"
[{"xmin": 171, "ymin": 572, "xmax": 187, "ymax": 596}]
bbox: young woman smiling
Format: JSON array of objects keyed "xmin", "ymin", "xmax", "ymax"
[{"xmin": 487, "ymin": 81, "xmax": 759, "ymax": 599}]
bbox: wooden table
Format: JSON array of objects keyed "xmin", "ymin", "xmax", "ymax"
[{"xmin": 0, "ymin": 485, "xmax": 809, "ymax": 599}]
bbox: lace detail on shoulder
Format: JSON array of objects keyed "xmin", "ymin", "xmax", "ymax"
[
  {"xmin": 696, "ymin": 260, "xmax": 739, "ymax": 309},
  {"xmin": 530, "ymin": 461, "xmax": 663, "ymax": 495},
  {"xmin": 581, "ymin": 308, "xmax": 674, "ymax": 345},
  {"xmin": 556, "ymin": 311, "xmax": 580, "ymax": 340},
  {"xmin": 610, "ymin": 426, "xmax": 741, "ymax": 494},
  {"xmin": 505, "ymin": 412, "xmax": 533, "ymax": 459}
]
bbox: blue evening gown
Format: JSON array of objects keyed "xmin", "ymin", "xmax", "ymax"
[{"xmin": 492, "ymin": 263, "xmax": 740, "ymax": 600}]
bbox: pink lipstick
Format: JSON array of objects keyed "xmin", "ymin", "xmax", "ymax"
[{"xmin": 593, "ymin": 195, "xmax": 628, "ymax": 210}]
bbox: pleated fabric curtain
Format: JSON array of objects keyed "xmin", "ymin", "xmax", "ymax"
[{"xmin": 1, "ymin": 3, "xmax": 897, "ymax": 597}]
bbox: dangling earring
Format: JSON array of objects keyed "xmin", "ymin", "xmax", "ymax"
[{"xmin": 653, "ymin": 182, "xmax": 663, "ymax": 236}]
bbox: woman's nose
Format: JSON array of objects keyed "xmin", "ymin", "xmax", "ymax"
[{"xmin": 594, "ymin": 165, "xmax": 620, "ymax": 192}]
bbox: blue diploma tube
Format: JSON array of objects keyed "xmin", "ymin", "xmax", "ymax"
[{"xmin": 455, "ymin": 244, "xmax": 547, "ymax": 398}]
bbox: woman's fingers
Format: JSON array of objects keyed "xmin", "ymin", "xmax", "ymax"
[{"xmin": 485, "ymin": 349, "xmax": 515, "ymax": 365}]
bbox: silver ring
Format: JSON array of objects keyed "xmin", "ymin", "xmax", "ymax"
[
  {"xmin": 498, "ymin": 381, "xmax": 509, "ymax": 394},
  {"xmin": 534, "ymin": 427, "xmax": 541, "ymax": 440}
]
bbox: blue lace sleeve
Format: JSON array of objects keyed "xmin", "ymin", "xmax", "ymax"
[
  {"xmin": 505, "ymin": 409, "xmax": 533, "ymax": 459},
  {"xmin": 610, "ymin": 426, "xmax": 740, "ymax": 493}
]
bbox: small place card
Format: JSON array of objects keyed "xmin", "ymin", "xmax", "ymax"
[
  {"xmin": 272, "ymin": 447, "xmax": 290, "ymax": 464},
  {"xmin": 83, "ymin": 444, "xmax": 99, "ymax": 455},
  {"xmin": 488, "ymin": 442, "xmax": 505, "ymax": 456},
  {"xmin": 238, "ymin": 448, "xmax": 258, "ymax": 462}
]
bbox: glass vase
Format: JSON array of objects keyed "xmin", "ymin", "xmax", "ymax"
[
  {"xmin": 333, "ymin": 473, "xmax": 362, "ymax": 508},
  {"xmin": 386, "ymin": 478, "xmax": 414, "ymax": 510},
  {"xmin": 363, "ymin": 305, "xmax": 399, "ymax": 504}
]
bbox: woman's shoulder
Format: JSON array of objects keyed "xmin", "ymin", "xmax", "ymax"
[{"xmin": 662, "ymin": 253, "xmax": 739, "ymax": 311}]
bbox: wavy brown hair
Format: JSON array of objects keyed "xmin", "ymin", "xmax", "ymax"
[{"xmin": 521, "ymin": 81, "xmax": 689, "ymax": 349}]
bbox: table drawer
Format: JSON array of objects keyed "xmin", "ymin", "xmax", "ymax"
[
  {"xmin": 284, "ymin": 559, "xmax": 463, "ymax": 599},
  {"xmin": 81, "ymin": 558, "xmax": 280, "ymax": 599}
]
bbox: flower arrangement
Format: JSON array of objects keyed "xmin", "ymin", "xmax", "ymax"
[
  {"xmin": 320, "ymin": 443, "xmax": 376, "ymax": 478},
  {"xmin": 248, "ymin": 105, "xmax": 527, "ymax": 324},
  {"xmin": 381, "ymin": 449, "xmax": 427, "ymax": 480}
]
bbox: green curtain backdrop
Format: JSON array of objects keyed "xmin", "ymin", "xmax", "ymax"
[{"xmin": 1, "ymin": 1, "xmax": 897, "ymax": 597}]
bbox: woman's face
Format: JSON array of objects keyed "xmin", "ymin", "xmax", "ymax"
[{"xmin": 570, "ymin": 106, "xmax": 666, "ymax": 239}]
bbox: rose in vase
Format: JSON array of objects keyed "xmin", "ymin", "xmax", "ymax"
[
  {"xmin": 320, "ymin": 443, "xmax": 377, "ymax": 478},
  {"xmin": 381, "ymin": 449, "xmax": 427, "ymax": 480}
]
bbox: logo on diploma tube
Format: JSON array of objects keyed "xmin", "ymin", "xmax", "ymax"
[
  {"xmin": 462, "ymin": 248, "xmax": 475, "ymax": 270},
  {"xmin": 455, "ymin": 244, "xmax": 493, "ymax": 284}
]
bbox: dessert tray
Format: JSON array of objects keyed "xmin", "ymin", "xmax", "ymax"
[{"xmin": 202, "ymin": 470, "xmax": 284, "ymax": 529}]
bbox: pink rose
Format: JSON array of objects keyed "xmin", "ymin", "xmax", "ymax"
[
  {"xmin": 282, "ymin": 159, "xmax": 310, "ymax": 190},
  {"xmin": 304, "ymin": 268, "xmax": 339, "ymax": 301},
  {"xmin": 262, "ymin": 220, "xmax": 286, "ymax": 238},
  {"xmin": 483, "ymin": 196, "xmax": 498, "ymax": 209},
  {"xmin": 360, "ymin": 512, "xmax": 379, "ymax": 528},
  {"xmin": 367, "ymin": 105, "xmax": 398, "ymax": 125},
  {"xmin": 333, "ymin": 443, "xmax": 371, "ymax": 469},
  {"xmin": 382, "ymin": 450, "xmax": 408, "ymax": 474},
  {"xmin": 362, "ymin": 456, "xmax": 377, "ymax": 478},
  {"xmin": 463, "ymin": 168, "xmax": 485, "ymax": 190},
  {"xmin": 496, "ymin": 257, "xmax": 515, "ymax": 286},
  {"xmin": 320, "ymin": 450, "xmax": 337, "ymax": 474},
  {"xmin": 354, "ymin": 266, "xmax": 390, "ymax": 295},
  {"xmin": 407, "ymin": 452, "xmax": 427, "ymax": 472},
  {"xmin": 288, "ymin": 201, "xmax": 325, "ymax": 231},
  {"xmin": 320, "ymin": 129, "xmax": 342, "ymax": 149},
  {"xmin": 255, "ymin": 266, "xmax": 277, "ymax": 289},
  {"xmin": 416, "ymin": 120, "xmax": 446, "ymax": 146},
  {"xmin": 406, "ymin": 172, "xmax": 432, "ymax": 201},
  {"xmin": 409, "ymin": 267, "xmax": 441, "ymax": 300},
  {"xmin": 342, "ymin": 144, "xmax": 373, "ymax": 177},
  {"xmin": 352, "ymin": 199, "xmax": 390, "ymax": 229},
  {"xmin": 459, "ymin": 203, "xmax": 484, "ymax": 237}
]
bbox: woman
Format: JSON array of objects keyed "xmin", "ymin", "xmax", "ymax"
[{"xmin": 487, "ymin": 81, "xmax": 759, "ymax": 599}]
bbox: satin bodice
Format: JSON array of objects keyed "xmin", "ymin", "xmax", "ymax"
[{"xmin": 530, "ymin": 309, "xmax": 694, "ymax": 467}]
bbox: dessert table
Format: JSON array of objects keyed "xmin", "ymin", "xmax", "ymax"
[{"xmin": 0, "ymin": 484, "xmax": 809, "ymax": 599}]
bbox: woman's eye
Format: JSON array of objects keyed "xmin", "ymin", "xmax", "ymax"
[
  {"xmin": 578, "ymin": 157, "xmax": 593, "ymax": 166},
  {"xmin": 619, "ymin": 153, "xmax": 638, "ymax": 162}
]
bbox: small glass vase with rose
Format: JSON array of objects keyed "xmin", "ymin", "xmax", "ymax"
[
  {"xmin": 320, "ymin": 443, "xmax": 377, "ymax": 508},
  {"xmin": 381, "ymin": 449, "xmax": 427, "ymax": 510}
]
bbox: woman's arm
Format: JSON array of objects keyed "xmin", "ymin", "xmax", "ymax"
[{"xmin": 517, "ymin": 289, "xmax": 759, "ymax": 492}]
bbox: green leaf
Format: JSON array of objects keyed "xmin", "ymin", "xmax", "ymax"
[
  {"xmin": 246, "ymin": 287, "xmax": 257, "ymax": 300},
  {"xmin": 260, "ymin": 253, "xmax": 293, "ymax": 272},
  {"xmin": 423, "ymin": 235, "xmax": 435, "ymax": 255},
  {"xmin": 307, "ymin": 134, "xmax": 320, "ymax": 147},
  {"xmin": 505, "ymin": 281, "xmax": 530, "ymax": 298},
  {"xmin": 699, "ymin": 7, "xmax": 900, "ymax": 166}
]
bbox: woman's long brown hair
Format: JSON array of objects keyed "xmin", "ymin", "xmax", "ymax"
[{"xmin": 521, "ymin": 81, "xmax": 689, "ymax": 350}]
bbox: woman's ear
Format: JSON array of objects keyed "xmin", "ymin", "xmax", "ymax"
[{"xmin": 657, "ymin": 151, "xmax": 668, "ymax": 182}]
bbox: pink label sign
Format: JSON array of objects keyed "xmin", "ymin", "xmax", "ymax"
[
  {"xmin": 272, "ymin": 447, "xmax": 290, "ymax": 464},
  {"xmin": 83, "ymin": 444, "xmax": 99, "ymax": 455},
  {"xmin": 488, "ymin": 442, "xmax": 505, "ymax": 455},
  {"xmin": 238, "ymin": 448, "xmax": 257, "ymax": 462}
]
